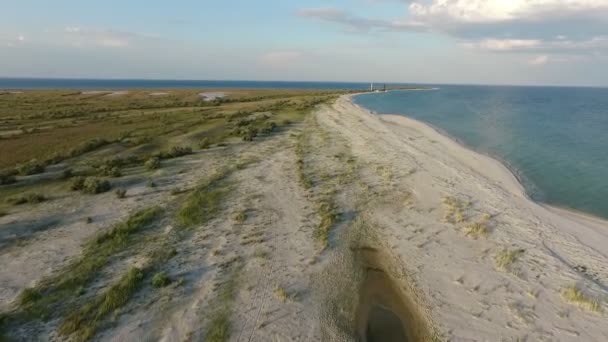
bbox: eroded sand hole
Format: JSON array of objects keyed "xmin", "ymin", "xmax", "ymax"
[{"xmin": 355, "ymin": 247, "xmax": 431, "ymax": 342}]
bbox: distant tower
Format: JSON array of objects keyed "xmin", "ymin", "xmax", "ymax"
[
  {"xmin": 370, "ymin": 83, "xmax": 374, "ymax": 91},
  {"xmin": 383, "ymin": 84, "xmax": 386, "ymax": 92}
]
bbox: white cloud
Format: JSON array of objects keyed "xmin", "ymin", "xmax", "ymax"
[
  {"xmin": 63, "ymin": 27, "xmax": 132, "ymax": 48},
  {"xmin": 529, "ymin": 55, "xmax": 549, "ymax": 66},
  {"xmin": 408, "ymin": 0, "xmax": 608, "ymax": 23},
  {"xmin": 464, "ymin": 39, "xmax": 541, "ymax": 51},
  {"xmin": 258, "ymin": 51, "xmax": 304, "ymax": 68}
]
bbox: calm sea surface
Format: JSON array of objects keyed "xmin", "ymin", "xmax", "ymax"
[
  {"xmin": 354, "ymin": 86, "xmax": 608, "ymax": 220},
  {"xmin": 0, "ymin": 78, "xmax": 391, "ymax": 90}
]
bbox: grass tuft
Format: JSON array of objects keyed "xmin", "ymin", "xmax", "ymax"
[
  {"xmin": 495, "ymin": 248, "xmax": 525, "ymax": 271},
  {"xmin": 114, "ymin": 188, "xmax": 127, "ymax": 199},
  {"xmin": 58, "ymin": 267, "xmax": 145, "ymax": 341},
  {"xmin": 233, "ymin": 210, "xmax": 247, "ymax": 224},
  {"xmin": 176, "ymin": 171, "xmax": 229, "ymax": 228},
  {"xmin": 464, "ymin": 222, "xmax": 488, "ymax": 239},
  {"xmin": 314, "ymin": 200, "xmax": 339, "ymax": 248},
  {"xmin": 562, "ymin": 286, "xmax": 601, "ymax": 312},
  {"xmin": 152, "ymin": 271, "xmax": 171, "ymax": 288},
  {"xmin": 274, "ymin": 286, "xmax": 289, "ymax": 302},
  {"xmin": 7, "ymin": 193, "xmax": 46, "ymax": 205},
  {"xmin": 16, "ymin": 206, "xmax": 162, "ymax": 320}
]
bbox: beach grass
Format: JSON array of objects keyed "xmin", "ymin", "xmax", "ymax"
[
  {"xmin": 16, "ymin": 206, "xmax": 162, "ymax": 317},
  {"xmin": 562, "ymin": 286, "xmax": 601, "ymax": 312},
  {"xmin": 495, "ymin": 248, "xmax": 524, "ymax": 271},
  {"xmin": 58, "ymin": 267, "xmax": 145, "ymax": 341}
]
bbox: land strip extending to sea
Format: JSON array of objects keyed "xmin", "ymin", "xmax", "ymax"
[{"xmin": 0, "ymin": 90, "xmax": 607, "ymax": 341}]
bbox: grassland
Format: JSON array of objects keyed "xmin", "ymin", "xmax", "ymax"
[{"xmin": 0, "ymin": 89, "xmax": 344, "ymax": 213}]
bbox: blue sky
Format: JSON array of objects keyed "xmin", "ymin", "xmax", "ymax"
[{"xmin": 2, "ymin": 0, "xmax": 608, "ymax": 86}]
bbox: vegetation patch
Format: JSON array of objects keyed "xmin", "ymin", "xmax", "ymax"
[
  {"xmin": 442, "ymin": 196, "xmax": 467, "ymax": 223},
  {"xmin": 7, "ymin": 193, "xmax": 46, "ymax": 205},
  {"xmin": 205, "ymin": 263, "xmax": 241, "ymax": 342},
  {"xmin": 233, "ymin": 210, "xmax": 247, "ymax": 224},
  {"xmin": 176, "ymin": 170, "xmax": 230, "ymax": 228},
  {"xmin": 16, "ymin": 206, "xmax": 162, "ymax": 319},
  {"xmin": 58, "ymin": 267, "xmax": 145, "ymax": 341},
  {"xmin": 145, "ymin": 157, "xmax": 161, "ymax": 170},
  {"xmin": 463, "ymin": 222, "xmax": 488, "ymax": 239},
  {"xmin": 152, "ymin": 271, "xmax": 171, "ymax": 288},
  {"xmin": 314, "ymin": 199, "xmax": 339, "ymax": 248},
  {"xmin": 562, "ymin": 286, "xmax": 601, "ymax": 312},
  {"xmin": 71, "ymin": 176, "xmax": 111, "ymax": 194},
  {"xmin": 495, "ymin": 248, "xmax": 525, "ymax": 271}
]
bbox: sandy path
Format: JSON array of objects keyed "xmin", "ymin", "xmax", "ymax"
[{"xmin": 314, "ymin": 95, "xmax": 608, "ymax": 341}]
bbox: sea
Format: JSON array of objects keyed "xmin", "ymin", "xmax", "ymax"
[
  {"xmin": 354, "ymin": 85, "xmax": 608, "ymax": 220},
  {"xmin": 0, "ymin": 78, "xmax": 384, "ymax": 90}
]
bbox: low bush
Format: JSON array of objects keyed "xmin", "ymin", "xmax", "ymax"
[
  {"xmin": 242, "ymin": 127, "xmax": 258, "ymax": 142},
  {"xmin": 0, "ymin": 171, "xmax": 17, "ymax": 185},
  {"xmin": 199, "ymin": 138, "xmax": 211, "ymax": 149},
  {"xmin": 72, "ymin": 177, "xmax": 111, "ymax": 194},
  {"xmin": 156, "ymin": 146, "xmax": 193, "ymax": 159},
  {"xmin": 115, "ymin": 188, "xmax": 127, "ymax": 199},
  {"xmin": 70, "ymin": 176, "xmax": 86, "ymax": 191},
  {"xmin": 152, "ymin": 272, "xmax": 171, "ymax": 288},
  {"xmin": 7, "ymin": 193, "xmax": 46, "ymax": 205},
  {"xmin": 98, "ymin": 165, "xmax": 122, "ymax": 177},
  {"xmin": 145, "ymin": 157, "xmax": 161, "ymax": 170},
  {"xmin": 16, "ymin": 159, "xmax": 45, "ymax": 176}
]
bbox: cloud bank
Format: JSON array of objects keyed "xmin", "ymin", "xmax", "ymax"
[{"xmin": 298, "ymin": 0, "xmax": 608, "ymax": 55}]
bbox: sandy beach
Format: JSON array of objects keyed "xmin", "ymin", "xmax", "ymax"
[{"xmin": 325, "ymin": 95, "xmax": 608, "ymax": 340}]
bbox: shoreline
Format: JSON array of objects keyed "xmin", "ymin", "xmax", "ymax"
[
  {"xmin": 325, "ymin": 94, "xmax": 608, "ymax": 339},
  {"xmin": 350, "ymin": 93, "xmax": 608, "ymax": 228}
]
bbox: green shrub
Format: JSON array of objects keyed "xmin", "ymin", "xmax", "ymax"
[
  {"xmin": 7, "ymin": 193, "xmax": 46, "ymax": 205},
  {"xmin": 98, "ymin": 165, "xmax": 122, "ymax": 177},
  {"xmin": 242, "ymin": 127, "xmax": 258, "ymax": 141},
  {"xmin": 152, "ymin": 272, "xmax": 171, "ymax": 288},
  {"xmin": 16, "ymin": 159, "xmax": 45, "ymax": 176},
  {"xmin": 156, "ymin": 146, "xmax": 193, "ymax": 159},
  {"xmin": 68, "ymin": 138, "xmax": 109, "ymax": 157},
  {"xmin": 62, "ymin": 168, "xmax": 74, "ymax": 179},
  {"xmin": 82, "ymin": 177, "xmax": 111, "ymax": 194},
  {"xmin": 145, "ymin": 157, "xmax": 161, "ymax": 170},
  {"xmin": 0, "ymin": 171, "xmax": 16, "ymax": 185},
  {"xmin": 115, "ymin": 188, "xmax": 127, "ymax": 199},
  {"xmin": 199, "ymin": 138, "xmax": 211, "ymax": 149},
  {"xmin": 70, "ymin": 176, "xmax": 86, "ymax": 191}
]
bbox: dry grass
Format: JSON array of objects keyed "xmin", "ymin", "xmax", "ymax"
[
  {"xmin": 464, "ymin": 222, "xmax": 488, "ymax": 239},
  {"xmin": 275, "ymin": 286, "xmax": 289, "ymax": 302},
  {"xmin": 233, "ymin": 210, "xmax": 247, "ymax": 224},
  {"xmin": 562, "ymin": 286, "xmax": 601, "ymax": 312},
  {"xmin": 442, "ymin": 196, "xmax": 466, "ymax": 223},
  {"xmin": 495, "ymin": 248, "xmax": 524, "ymax": 271}
]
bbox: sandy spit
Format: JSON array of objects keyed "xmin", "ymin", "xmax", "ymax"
[{"xmin": 330, "ymin": 95, "xmax": 608, "ymax": 341}]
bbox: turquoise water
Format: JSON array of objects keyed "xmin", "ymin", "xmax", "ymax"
[{"xmin": 354, "ymin": 86, "xmax": 608, "ymax": 219}]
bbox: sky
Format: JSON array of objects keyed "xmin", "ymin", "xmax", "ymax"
[{"xmin": 1, "ymin": 0, "xmax": 608, "ymax": 86}]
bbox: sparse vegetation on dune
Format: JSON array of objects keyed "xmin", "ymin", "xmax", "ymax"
[
  {"xmin": 0, "ymin": 89, "xmax": 346, "ymax": 340},
  {"xmin": 59, "ymin": 267, "xmax": 145, "ymax": 341},
  {"xmin": 14, "ymin": 206, "xmax": 162, "ymax": 319},
  {"xmin": 495, "ymin": 248, "xmax": 525, "ymax": 271},
  {"xmin": 562, "ymin": 286, "xmax": 601, "ymax": 312},
  {"xmin": 176, "ymin": 169, "xmax": 231, "ymax": 228},
  {"xmin": 7, "ymin": 193, "xmax": 46, "ymax": 205}
]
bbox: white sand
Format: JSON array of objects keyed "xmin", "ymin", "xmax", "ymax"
[{"xmin": 317, "ymin": 95, "xmax": 608, "ymax": 340}]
